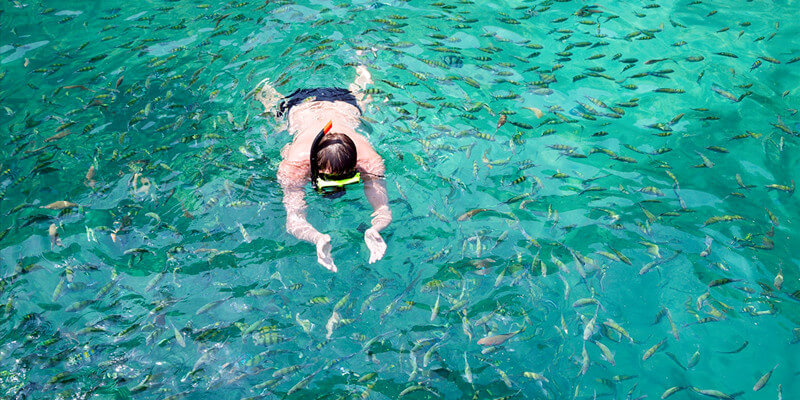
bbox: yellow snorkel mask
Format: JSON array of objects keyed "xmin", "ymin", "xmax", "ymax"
[{"xmin": 310, "ymin": 121, "xmax": 361, "ymax": 198}]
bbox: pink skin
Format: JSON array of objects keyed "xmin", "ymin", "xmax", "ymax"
[{"xmin": 260, "ymin": 66, "xmax": 391, "ymax": 271}]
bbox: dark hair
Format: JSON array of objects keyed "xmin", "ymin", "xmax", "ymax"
[{"xmin": 315, "ymin": 132, "xmax": 357, "ymax": 175}]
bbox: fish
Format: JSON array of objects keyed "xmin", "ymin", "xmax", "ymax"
[
  {"xmin": 48, "ymin": 224, "xmax": 62, "ymax": 249},
  {"xmin": 287, "ymin": 365, "xmax": 324, "ymax": 395},
  {"xmin": 296, "ymin": 313, "xmax": 314, "ymax": 334},
  {"xmin": 430, "ymin": 294, "xmax": 440, "ymax": 321},
  {"xmin": 523, "ymin": 371, "xmax": 548, "ymax": 382},
  {"xmin": 523, "ymin": 106, "xmax": 544, "ymax": 118},
  {"xmin": 711, "ymin": 84, "xmax": 740, "ymax": 102},
  {"xmin": 753, "ymin": 364, "xmax": 778, "ymax": 391},
  {"xmin": 42, "ymin": 201, "xmax": 78, "ymax": 210},
  {"xmin": 172, "ymin": 323, "xmax": 185, "ymax": 347},
  {"xmin": 325, "ymin": 311, "xmax": 340, "ymax": 339},
  {"xmin": 694, "ymin": 151, "xmax": 715, "ymax": 168},
  {"xmin": 461, "ymin": 310, "xmax": 472, "ymax": 340},
  {"xmin": 691, "ymin": 388, "xmax": 734, "ymax": 399},
  {"xmin": 703, "ymin": 215, "xmax": 744, "ymax": 226},
  {"xmin": 661, "ymin": 386, "xmax": 686, "ymax": 399},
  {"xmin": 145, "ymin": 271, "xmax": 166, "ymax": 292},
  {"xmin": 666, "ymin": 308, "xmax": 680, "ymax": 339},
  {"xmin": 580, "ymin": 343, "xmax": 590, "ymax": 375},
  {"xmin": 195, "ymin": 296, "xmax": 231, "ymax": 315},
  {"xmin": 273, "ymin": 364, "xmax": 303, "ymax": 379},
  {"xmin": 759, "ymin": 56, "xmax": 780, "ymax": 64},
  {"xmin": 643, "ymin": 338, "xmax": 667, "ymax": 360},
  {"xmin": 66, "ymin": 299, "xmax": 97, "ymax": 312},
  {"xmin": 457, "ymin": 208, "xmax": 490, "ymax": 221},
  {"xmin": 85, "ymin": 165, "xmax": 96, "ymax": 188},
  {"xmin": 496, "ymin": 114, "xmax": 507, "ymax": 132},
  {"xmin": 594, "ymin": 340, "xmax": 615, "ymax": 365},
  {"xmin": 718, "ymin": 341, "xmax": 748, "ymax": 354},
  {"xmin": 45, "ymin": 130, "xmax": 72, "ymax": 142},
  {"xmin": 736, "ymin": 174, "xmax": 755, "ymax": 190},
  {"xmin": 688, "ymin": 347, "xmax": 700, "ymax": 368},
  {"xmin": 398, "ymin": 385, "xmax": 438, "ymax": 397},
  {"xmin": 603, "ymin": 319, "xmax": 634, "ymax": 343},
  {"xmin": 700, "ymin": 235, "xmax": 713, "ymax": 257},
  {"xmin": 477, "ymin": 325, "xmax": 525, "ymax": 346},
  {"xmin": 583, "ymin": 312, "xmax": 598, "ymax": 340},
  {"xmin": 654, "ymin": 88, "xmax": 685, "ymax": 94},
  {"xmin": 442, "ymin": 55, "xmax": 463, "ymax": 68},
  {"xmin": 463, "ymin": 352, "xmax": 473, "ymax": 384},
  {"xmin": 765, "ymin": 181, "xmax": 795, "ymax": 194},
  {"xmin": 708, "ymin": 278, "xmax": 740, "ymax": 287},
  {"xmin": 236, "ymin": 221, "xmax": 251, "ymax": 243},
  {"xmin": 665, "ymin": 352, "xmax": 686, "ymax": 370}
]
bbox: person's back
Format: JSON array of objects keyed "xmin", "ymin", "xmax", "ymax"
[{"xmin": 278, "ymin": 102, "xmax": 385, "ymax": 183}]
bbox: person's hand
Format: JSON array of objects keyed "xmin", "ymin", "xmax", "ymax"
[
  {"xmin": 364, "ymin": 227, "xmax": 387, "ymax": 264},
  {"xmin": 315, "ymin": 234, "xmax": 337, "ymax": 272}
]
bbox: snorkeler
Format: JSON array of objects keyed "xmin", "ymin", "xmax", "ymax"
[{"xmin": 255, "ymin": 66, "xmax": 391, "ymax": 272}]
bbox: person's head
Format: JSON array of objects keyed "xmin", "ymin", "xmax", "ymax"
[{"xmin": 315, "ymin": 132, "xmax": 357, "ymax": 176}]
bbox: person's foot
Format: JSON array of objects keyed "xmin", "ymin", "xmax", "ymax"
[
  {"xmin": 350, "ymin": 65, "xmax": 374, "ymax": 105},
  {"xmin": 254, "ymin": 78, "xmax": 281, "ymax": 114},
  {"xmin": 353, "ymin": 65, "xmax": 373, "ymax": 90}
]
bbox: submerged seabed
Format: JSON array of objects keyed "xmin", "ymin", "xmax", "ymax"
[{"xmin": 1, "ymin": 0, "xmax": 799, "ymax": 399}]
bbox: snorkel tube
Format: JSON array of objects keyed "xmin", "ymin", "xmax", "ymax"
[{"xmin": 309, "ymin": 120, "xmax": 333, "ymax": 191}]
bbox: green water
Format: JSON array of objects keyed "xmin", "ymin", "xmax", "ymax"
[{"xmin": 1, "ymin": 0, "xmax": 799, "ymax": 399}]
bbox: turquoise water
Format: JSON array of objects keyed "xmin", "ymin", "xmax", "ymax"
[{"xmin": 1, "ymin": 0, "xmax": 799, "ymax": 399}]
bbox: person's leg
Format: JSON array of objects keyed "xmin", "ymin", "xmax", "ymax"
[
  {"xmin": 255, "ymin": 78, "xmax": 282, "ymax": 115},
  {"xmin": 350, "ymin": 65, "xmax": 372, "ymax": 92},
  {"xmin": 349, "ymin": 65, "xmax": 373, "ymax": 108}
]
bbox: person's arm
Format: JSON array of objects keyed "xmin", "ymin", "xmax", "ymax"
[
  {"xmin": 360, "ymin": 151, "xmax": 391, "ymax": 264},
  {"xmin": 364, "ymin": 173, "xmax": 391, "ymax": 232},
  {"xmin": 278, "ymin": 159, "xmax": 337, "ymax": 272}
]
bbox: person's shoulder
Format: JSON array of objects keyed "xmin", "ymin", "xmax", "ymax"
[
  {"xmin": 357, "ymin": 148, "xmax": 385, "ymax": 175},
  {"xmin": 352, "ymin": 133, "xmax": 377, "ymax": 151},
  {"xmin": 278, "ymin": 157, "xmax": 309, "ymax": 187},
  {"xmin": 283, "ymin": 138, "xmax": 311, "ymax": 162},
  {"xmin": 280, "ymin": 142, "xmax": 309, "ymax": 168},
  {"xmin": 281, "ymin": 153, "xmax": 308, "ymax": 168}
]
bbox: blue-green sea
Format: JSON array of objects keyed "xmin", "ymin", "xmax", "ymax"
[{"xmin": 1, "ymin": 0, "xmax": 799, "ymax": 399}]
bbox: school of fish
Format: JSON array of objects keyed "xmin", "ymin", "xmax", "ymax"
[{"xmin": 0, "ymin": 0, "xmax": 798, "ymax": 399}]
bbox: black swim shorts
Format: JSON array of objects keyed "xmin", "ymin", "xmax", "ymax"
[{"xmin": 276, "ymin": 87, "xmax": 362, "ymax": 118}]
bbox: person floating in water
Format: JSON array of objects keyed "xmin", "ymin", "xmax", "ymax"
[{"xmin": 255, "ymin": 66, "xmax": 391, "ymax": 272}]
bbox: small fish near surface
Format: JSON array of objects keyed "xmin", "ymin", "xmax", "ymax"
[
  {"xmin": 442, "ymin": 55, "xmax": 463, "ymax": 68},
  {"xmin": 523, "ymin": 106, "xmax": 544, "ymax": 118},
  {"xmin": 41, "ymin": 201, "xmax": 79, "ymax": 210},
  {"xmin": 457, "ymin": 208, "xmax": 490, "ymax": 221},
  {"xmin": 752, "ymin": 364, "xmax": 778, "ymax": 391},
  {"xmin": 496, "ymin": 114, "xmax": 507, "ymax": 132},
  {"xmin": 691, "ymin": 387, "xmax": 735, "ymax": 400},
  {"xmin": 48, "ymin": 223, "xmax": 62, "ymax": 249},
  {"xmin": 711, "ymin": 84, "xmax": 745, "ymax": 102},
  {"xmin": 477, "ymin": 325, "xmax": 525, "ymax": 346}
]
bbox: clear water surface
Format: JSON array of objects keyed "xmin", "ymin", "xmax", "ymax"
[{"xmin": 1, "ymin": 0, "xmax": 799, "ymax": 399}]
